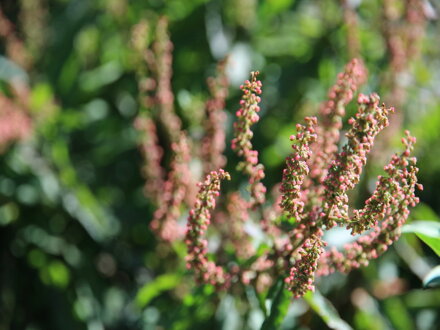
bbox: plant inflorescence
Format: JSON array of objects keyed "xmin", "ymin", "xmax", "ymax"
[{"xmin": 136, "ymin": 28, "xmax": 422, "ymax": 298}]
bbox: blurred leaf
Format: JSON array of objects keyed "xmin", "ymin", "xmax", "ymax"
[
  {"xmin": 422, "ymin": 265, "xmax": 440, "ymax": 289},
  {"xmin": 46, "ymin": 260, "xmax": 71, "ymax": 288},
  {"xmin": 136, "ymin": 273, "xmax": 181, "ymax": 308},
  {"xmin": 260, "ymin": 0, "xmax": 295, "ymax": 16},
  {"xmin": 0, "ymin": 202, "xmax": 19, "ymax": 226},
  {"xmin": 261, "ymin": 279, "xmax": 290, "ymax": 330},
  {"xmin": 303, "ymin": 290, "xmax": 352, "ymax": 330},
  {"xmin": 79, "ymin": 61, "xmax": 123, "ymax": 92},
  {"xmin": 411, "ymin": 203, "xmax": 440, "ymax": 222},
  {"xmin": 403, "ymin": 289, "xmax": 440, "ymax": 308},
  {"xmin": 402, "ymin": 221, "xmax": 440, "ymax": 256},
  {"xmin": 383, "ymin": 297, "xmax": 413, "ymax": 330}
]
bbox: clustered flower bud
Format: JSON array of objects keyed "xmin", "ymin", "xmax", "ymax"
[
  {"xmin": 185, "ymin": 169, "xmax": 231, "ymax": 288},
  {"xmin": 317, "ymin": 131, "xmax": 421, "ymax": 275},
  {"xmin": 306, "ymin": 58, "xmax": 367, "ymax": 188},
  {"xmin": 140, "ymin": 55, "xmax": 422, "ymax": 300},
  {"xmin": 183, "ymin": 64, "xmax": 421, "ymax": 298},
  {"xmin": 285, "ymin": 237, "xmax": 326, "ymax": 299},
  {"xmin": 319, "ymin": 131, "xmax": 423, "ymax": 275},
  {"xmin": 322, "ymin": 93, "xmax": 393, "ymax": 228},
  {"xmin": 231, "ymin": 71, "xmax": 266, "ymax": 206},
  {"xmin": 280, "ymin": 117, "xmax": 317, "ymax": 221}
]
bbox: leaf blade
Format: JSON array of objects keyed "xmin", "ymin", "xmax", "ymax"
[
  {"xmin": 303, "ymin": 290, "xmax": 353, "ymax": 330},
  {"xmin": 402, "ymin": 221, "xmax": 440, "ymax": 256}
]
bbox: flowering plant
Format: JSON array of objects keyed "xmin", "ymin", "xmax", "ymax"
[{"xmin": 139, "ymin": 38, "xmax": 422, "ymax": 298}]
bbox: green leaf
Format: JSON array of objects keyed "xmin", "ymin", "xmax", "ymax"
[
  {"xmin": 402, "ymin": 221, "xmax": 440, "ymax": 256},
  {"xmin": 303, "ymin": 290, "xmax": 352, "ymax": 330},
  {"xmin": 411, "ymin": 203, "xmax": 440, "ymax": 222},
  {"xmin": 135, "ymin": 273, "xmax": 181, "ymax": 308},
  {"xmin": 383, "ymin": 297, "xmax": 414, "ymax": 330},
  {"xmin": 261, "ymin": 279, "xmax": 291, "ymax": 329},
  {"xmin": 422, "ymin": 265, "xmax": 440, "ymax": 289}
]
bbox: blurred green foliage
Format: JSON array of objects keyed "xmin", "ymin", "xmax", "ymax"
[{"xmin": 0, "ymin": 0, "xmax": 440, "ymax": 329}]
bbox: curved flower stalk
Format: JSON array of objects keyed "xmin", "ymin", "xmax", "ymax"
[
  {"xmin": 322, "ymin": 93, "xmax": 393, "ymax": 228},
  {"xmin": 231, "ymin": 71, "xmax": 266, "ymax": 206},
  {"xmin": 185, "ymin": 169, "xmax": 231, "ymax": 288},
  {"xmin": 347, "ymin": 131, "xmax": 419, "ymax": 235},
  {"xmin": 318, "ymin": 132, "xmax": 420, "ymax": 275}
]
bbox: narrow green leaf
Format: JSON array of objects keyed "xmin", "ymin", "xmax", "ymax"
[
  {"xmin": 411, "ymin": 203, "xmax": 440, "ymax": 222},
  {"xmin": 402, "ymin": 221, "xmax": 440, "ymax": 256},
  {"xmin": 304, "ymin": 290, "xmax": 352, "ymax": 330},
  {"xmin": 135, "ymin": 273, "xmax": 181, "ymax": 308},
  {"xmin": 261, "ymin": 279, "xmax": 291, "ymax": 329},
  {"xmin": 383, "ymin": 297, "xmax": 414, "ymax": 330},
  {"xmin": 422, "ymin": 265, "xmax": 440, "ymax": 289}
]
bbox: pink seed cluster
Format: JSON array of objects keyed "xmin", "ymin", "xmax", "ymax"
[
  {"xmin": 280, "ymin": 117, "xmax": 317, "ymax": 221},
  {"xmin": 318, "ymin": 132, "xmax": 420, "ymax": 275},
  {"xmin": 322, "ymin": 93, "xmax": 393, "ymax": 228},
  {"xmin": 231, "ymin": 71, "xmax": 266, "ymax": 206},
  {"xmin": 139, "ymin": 55, "xmax": 422, "ymax": 300},
  {"xmin": 185, "ymin": 169, "xmax": 231, "ymax": 289},
  {"xmin": 285, "ymin": 237, "xmax": 325, "ymax": 299},
  {"xmin": 307, "ymin": 58, "xmax": 367, "ymax": 186},
  {"xmin": 150, "ymin": 133, "xmax": 192, "ymax": 242}
]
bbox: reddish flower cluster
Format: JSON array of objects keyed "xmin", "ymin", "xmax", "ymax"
[
  {"xmin": 231, "ymin": 71, "xmax": 266, "ymax": 206},
  {"xmin": 285, "ymin": 237, "xmax": 325, "ymax": 299},
  {"xmin": 322, "ymin": 93, "xmax": 393, "ymax": 228},
  {"xmin": 185, "ymin": 169, "xmax": 231, "ymax": 288},
  {"xmin": 150, "ymin": 133, "xmax": 192, "ymax": 242},
  {"xmin": 183, "ymin": 62, "xmax": 421, "ymax": 299},
  {"xmin": 135, "ymin": 21, "xmax": 422, "ymax": 300},
  {"xmin": 280, "ymin": 117, "xmax": 317, "ymax": 221},
  {"xmin": 318, "ymin": 132, "xmax": 420, "ymax": 275},
  {"xmin": 306, "ymin": 58, "xmax": 367, "ymax": 190},
  {"xmin": 134, "ymin": 18, "xmax": 198, "ymax": 243}
]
